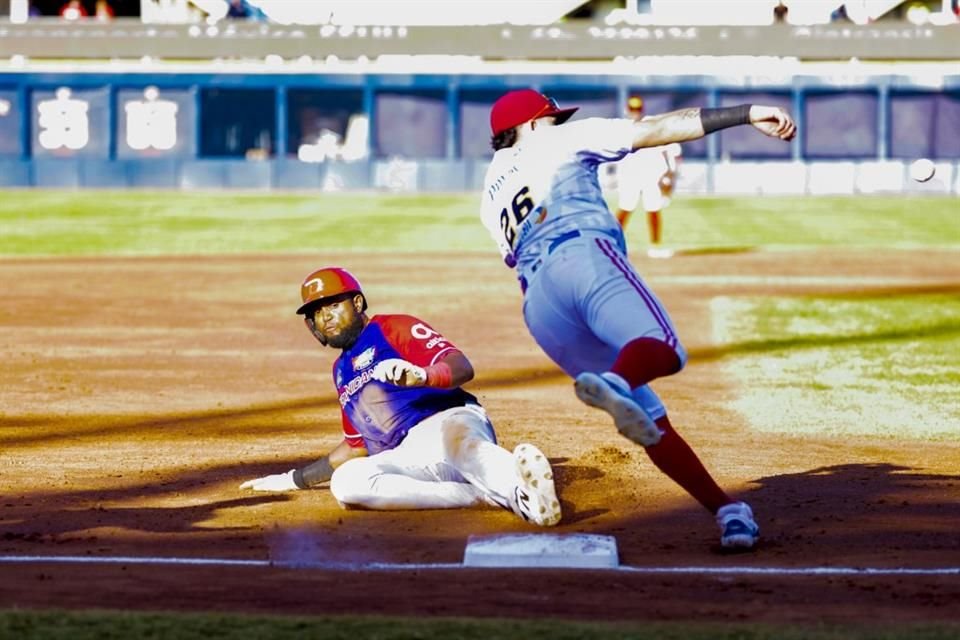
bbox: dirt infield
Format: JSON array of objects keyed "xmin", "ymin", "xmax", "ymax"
[{"xmin": 2, "ymin": 249, "xmax": 959, "ymax": 623}]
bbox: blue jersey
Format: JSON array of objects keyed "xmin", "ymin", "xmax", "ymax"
[
  {"xmin": 480, "ymin": 117, "xmax": 636, "ymax": 275},
  {"xmin": 332, "ymin": 314, "xmax": 477, "ymax": 455}
]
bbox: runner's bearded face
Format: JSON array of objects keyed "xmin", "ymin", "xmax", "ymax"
[{"xmin": 312, "ymin": 297, "xmax": 364, "ymax": 349}]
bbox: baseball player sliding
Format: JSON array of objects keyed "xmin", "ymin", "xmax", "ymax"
[
  {"xmin": 240, "ymin": 267, "xmax": 561, "ymax": 527},
  {"xmin": 480, "ymin": 89, "xmax": 796, "ymax": 549}
]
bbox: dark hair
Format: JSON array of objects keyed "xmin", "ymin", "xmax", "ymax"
[{"xmin": 491, "ymin": 128, "xmax": 518, "ymax": 151}]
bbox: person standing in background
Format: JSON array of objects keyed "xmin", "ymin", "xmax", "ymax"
[
  {"xmin": 59, "ymin": 0, "xmax": 87, "ymax": 19},
  {"xmin": 613, "ymin": 96, "xmax": 683, "ymax": 259},
  {"xmin": 225, "ymin": 0, "xmax": 249, "ymax": 18},
  {"xmin": 773, "ymin": 1, "xmax": 789, "ymax": 23},
  {"xmin": 93, "ymin": 0, "xmax": 113, "ymax": 20}
]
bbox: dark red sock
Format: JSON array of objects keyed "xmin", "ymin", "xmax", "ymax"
[
  {"xmin": 645, "ymin": 415, "xmax": 731, "ymax": 514},
  {"xmin": 609, "ymin": 337, "xmax": 681, "ymax": 389}
]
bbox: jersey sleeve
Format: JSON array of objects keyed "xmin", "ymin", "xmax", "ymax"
[
  {"xmin": 340, "ymin": 409, "xmax": 366, "ymax": 449},
  {"xmin": 376, "ymin": 314, "xmax": 461, "ymax": 366},
  {"xmin": 565, "ymin": 118, "xmax": 637, "ymax": 167}
]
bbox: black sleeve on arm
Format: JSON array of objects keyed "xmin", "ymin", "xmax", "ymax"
[
  {"xmin": 700, "ymin": 105, "xmax": 752, "ymax": 134},
  {"xmin": 292, "ymin": 456, "xmax": 335, "ymax": 489}
]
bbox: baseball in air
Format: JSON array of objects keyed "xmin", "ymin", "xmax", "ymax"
[{"xmin": 909, "ymin": 158, "xmax": 936, "ymax": 183}]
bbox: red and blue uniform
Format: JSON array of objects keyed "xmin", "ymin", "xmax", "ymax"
[{"xmin": 333, "ymin": 314, "xmax": 479, "ymax": 454}]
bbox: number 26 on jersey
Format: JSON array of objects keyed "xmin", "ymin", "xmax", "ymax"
[{"xmin": 499, "ymin": 186, "xmax": 535, "ymax": 250}]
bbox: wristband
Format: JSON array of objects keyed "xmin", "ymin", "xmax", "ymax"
[
  {"xmin": 424, "ymin": 362, "xmax": 454, "ymax": 388},
  {"xmin": 700, "ymin": 105, "xmax": 752, "ymax": 134},
  {"xmin": 293, "ymin": 456, "xmax": 334, "ymax": 488}
]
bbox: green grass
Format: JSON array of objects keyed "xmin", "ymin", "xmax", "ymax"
[
  {"xmin": 711, "ymin": 293, "xmax": 960, "ymax": 439},
  {"xmin": 0, "ymin": 192, "xmax": 957, "ymax": 256},
  {"xmin": 0, "ymin": 192, "xmax": 480, "ymax": 256},
  {"xmin": 2, "ymin": 611, "xmax": 958, "ymax": 640},
  {"xmin": 658, "ymin": 195, "xmax": 960, "ymax": 250}
]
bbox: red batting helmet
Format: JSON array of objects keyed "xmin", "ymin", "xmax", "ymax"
[
  {"xmin": 490, "ymin": 89, "xmax": 579, "ymax": 136},
  {"xmin": 296, "ymin": 267, "xmax": 366, "ymax": 315}
]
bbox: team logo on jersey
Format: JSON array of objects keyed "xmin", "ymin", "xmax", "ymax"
[
  {"xmin": 411, "ymin": 323, "xmax": 447, "ymax": 350},
  {"xmin": 339, "ymin": 369, "xmax": 376, "ymax": 407},
  {"xmin": 536, "ymin": 205, "xmax": 549, "ymax": 224},
  {"xmin": 352, "ymin": 347, "xmax": 376, "ymax": 370}
]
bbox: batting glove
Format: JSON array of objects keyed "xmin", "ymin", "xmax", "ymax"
[
  {"xmin": 371, "ymin": 358, "xmax": 427, "ymax": 387},
  {"xmin": 239, "ymin": 469, "xmax": 299, "ymax": 492}
]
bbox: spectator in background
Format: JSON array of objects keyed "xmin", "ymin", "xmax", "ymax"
[
  {"xmin": 225, "ymin": 0, "xmax": 251, "ymax": 19},
  {"xmin": 773, "ymin": 1, "xmax": 788, "ymax": 23},
  {"xmin": 830, "ymin": 4, "xmax": 850, "ymax": 22},
  {"xmin": 613, "ymin": 96, "xmax": 683, "ymax": 259},
  {"xmin": 94, "ymin": 0, "xmax": 113, "ymax": 20},
  {"xmin": 59, "ymin": 0, "xmax": 87, "ymax": 19}
]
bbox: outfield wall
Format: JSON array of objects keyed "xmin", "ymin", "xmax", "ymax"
[{"xmin": 0, "ymin": 68, "xmax": 958, "ymax": 194}]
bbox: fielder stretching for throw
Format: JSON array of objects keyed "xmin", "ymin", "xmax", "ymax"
[
  {"xmin": 240, "ymin": 266, "xmax": 561, "ymax": 527},
  {"xmin": 480, "ymin": 89, "xmax": 797, "ymax": 549}
]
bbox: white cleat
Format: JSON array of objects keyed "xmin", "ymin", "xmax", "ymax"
[
  {"xmin": 574, "ymin": 372, "xmax": 663, "ymax": 446},
  {"xmin": 717, "ymin": 501, "xmax": 760, "ymax": 549},
  {"xmin": 511, "ymin": 443, "xmax": 561, "ymax": 527},
  {"xmin": 647, "ymin": 247, "xmax": 675, "ymax": 259}
]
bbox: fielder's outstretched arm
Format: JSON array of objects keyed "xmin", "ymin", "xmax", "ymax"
[{"xmin": 631, "ymin": 105, "xmax": 796, "ymax": 150}]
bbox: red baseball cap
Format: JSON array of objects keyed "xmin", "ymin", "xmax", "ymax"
[{"xmin": 489, "ymin": 89, "xmax": 579, "ymax": 136}]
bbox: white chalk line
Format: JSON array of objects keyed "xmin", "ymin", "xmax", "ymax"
[{"xmin": 1, "ymin": 555, "xmax": 958, "ymax": 575}]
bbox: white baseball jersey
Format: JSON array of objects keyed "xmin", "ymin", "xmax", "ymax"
[
  {"xmin": 480, "ymin": 117, "xmax": 635, "ymax": 271},
  {"xmin": 479, "ymin": 116, "xmax": 688, "ymax": 423}
]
